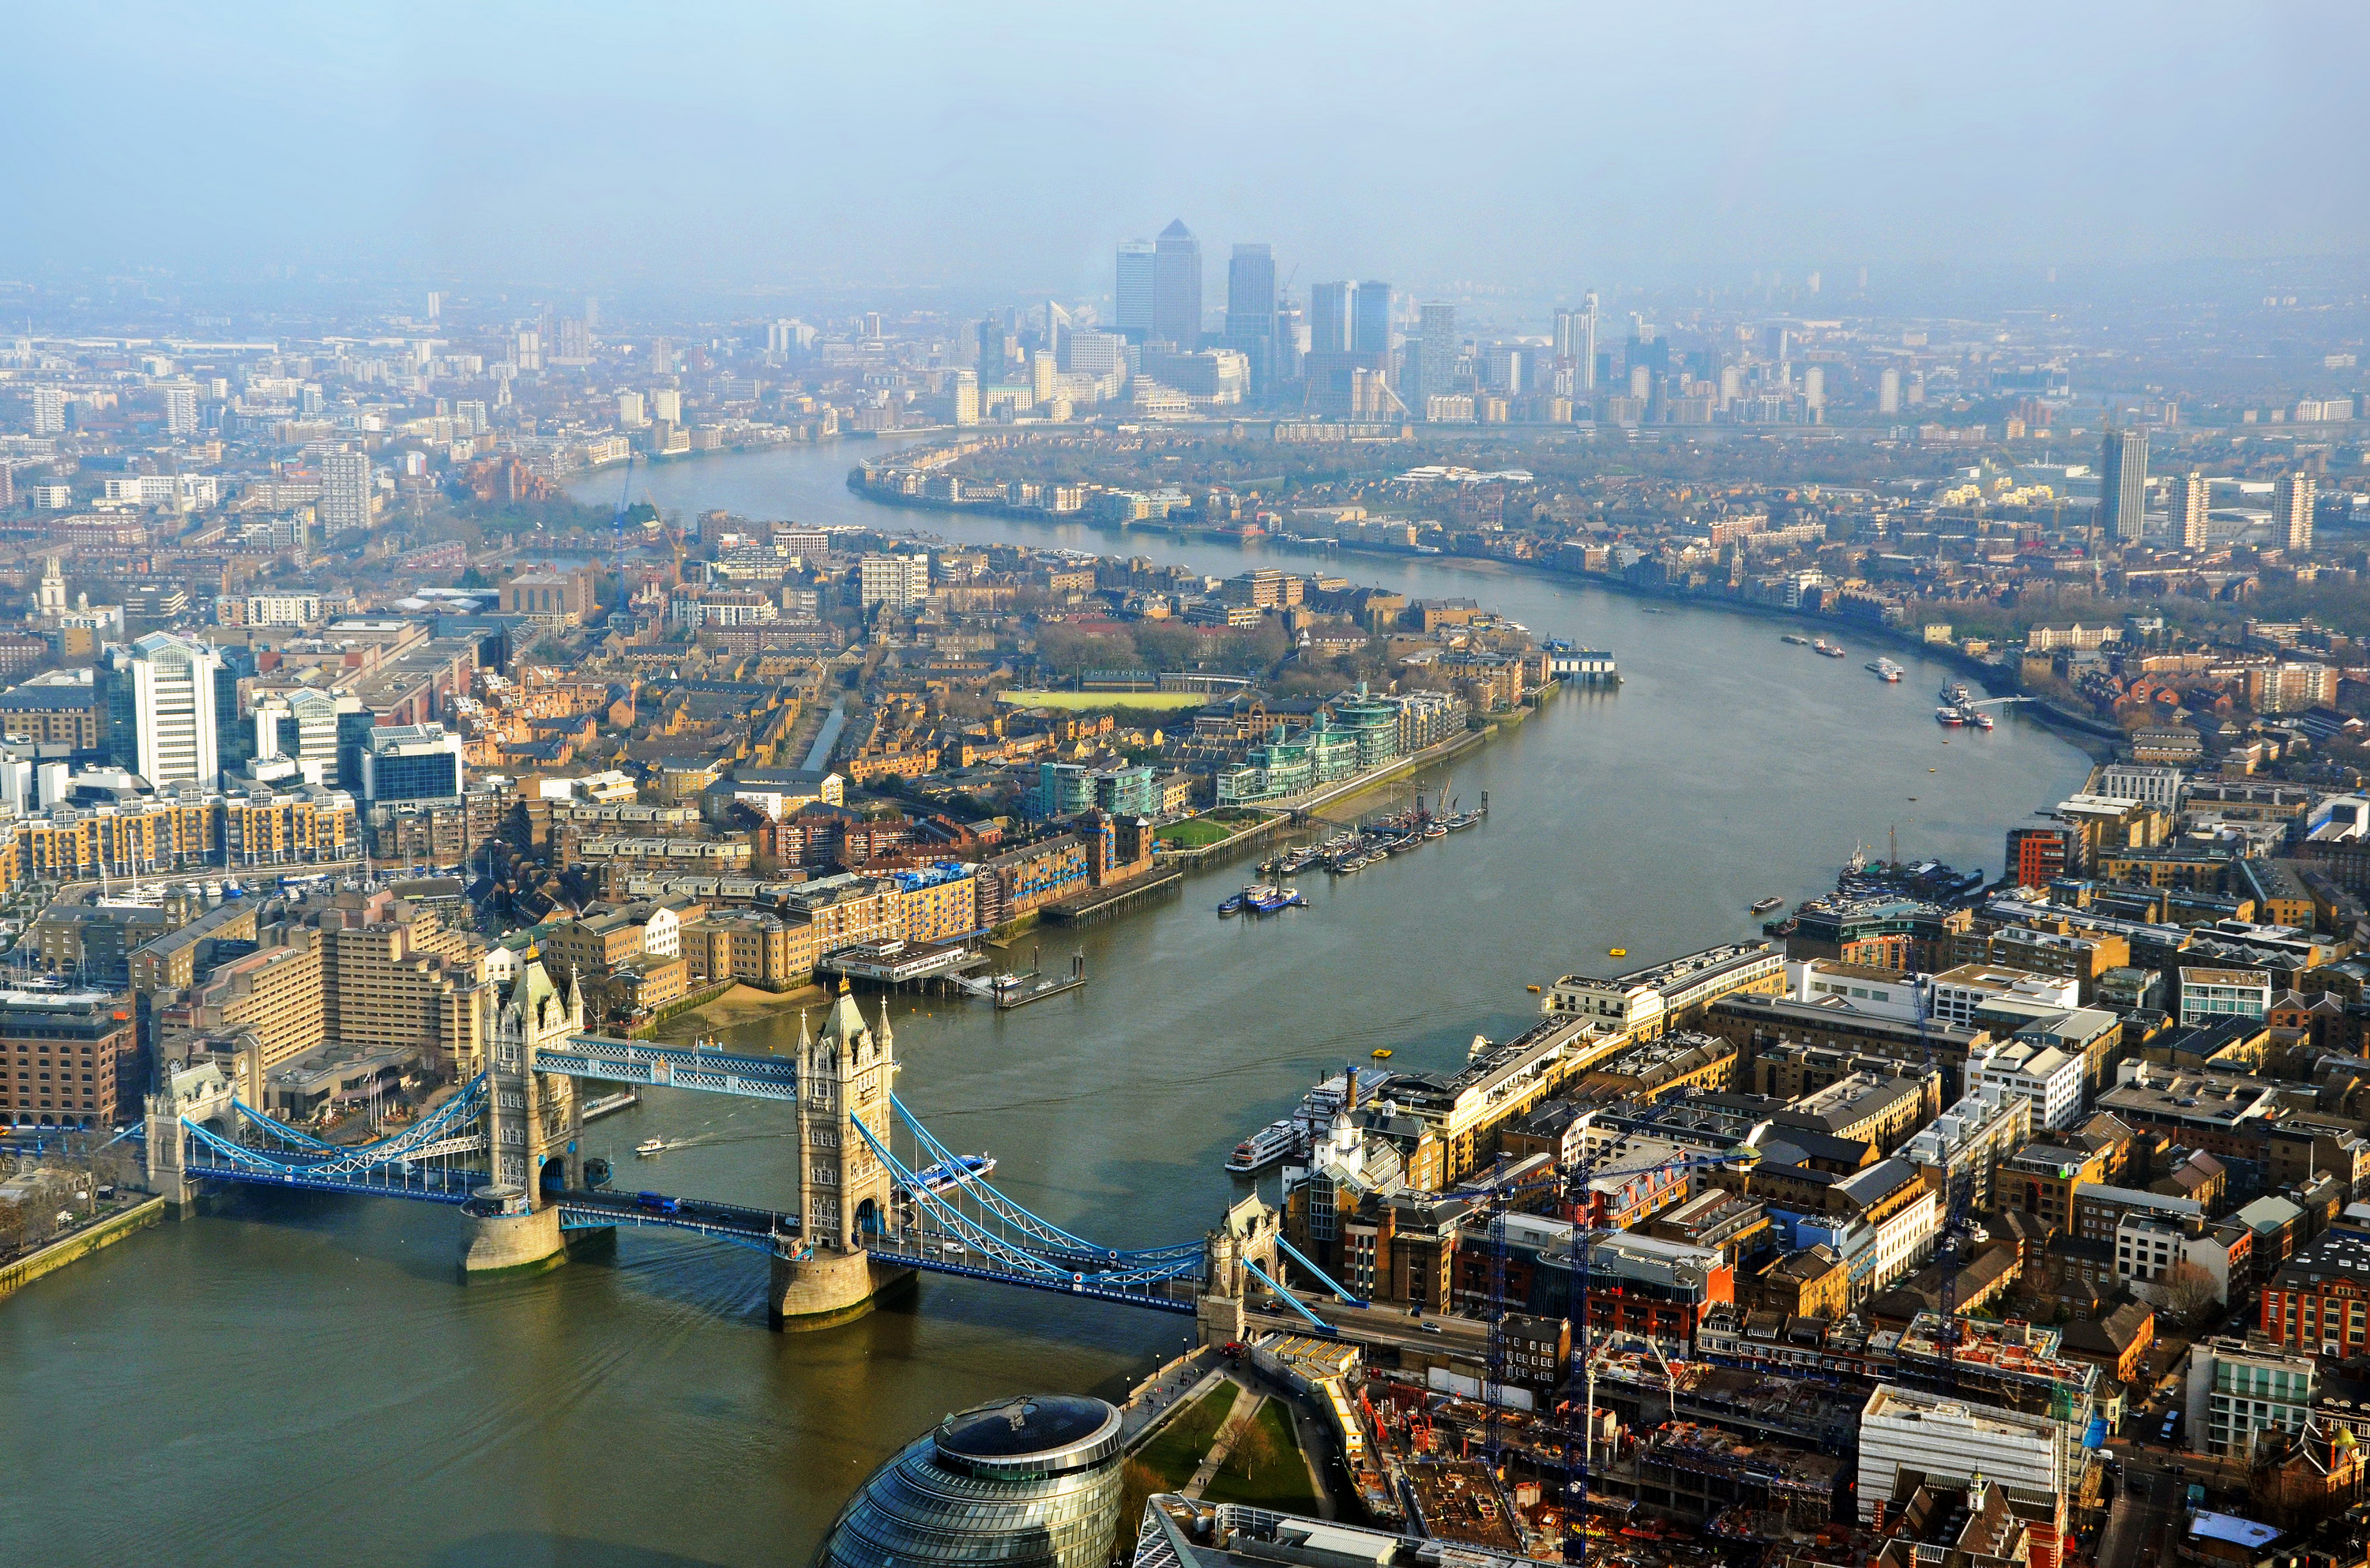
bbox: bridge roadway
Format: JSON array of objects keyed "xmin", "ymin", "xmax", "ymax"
[{"xmin": 550, "ymin": 1189, "xmax": 1205, "ymax": 1312}]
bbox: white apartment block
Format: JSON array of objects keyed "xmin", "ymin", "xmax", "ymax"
[{"xmin": 2099, "ymin": 765, "xmax": 2184, "ymax": 812}]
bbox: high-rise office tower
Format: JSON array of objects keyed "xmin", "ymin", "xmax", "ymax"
[
  {"xmin": 976, "ymin": 318, "xmax": 1010, "ymax": 382},
  {"xmin": 950, "ymin": 369, "xmax": 980, "ymax": 427},
  {"xmin": 1115, "ymin": 241, "xmax": 1156, "ymax": 341},
  {"xmin": 1352, "ymin": 282, "xmax": 1392, "ymax": 357},
  {"xmin": 583, "ymin": 295, "xmax": 598, "ymax": 332},
  {"xmin": 320, "ymin": 449, "xmax": 373, "ymax": 535},
  {"xmin": 1409, "ymin": 303, "xmax": 1458, "ymax": 411},
  {"xmin": 1580, "ymin": 293, "xmax": 1600, "ymax": 390},
  {"xmin": 2099, "ymin": 428, "xmax": 2150, "ymax": 543},
  {"xmin": 426, "ymin": 291, "xmax": 442, "ymax": 321},
  {"xmin": 1308, "ymin": 283, "xmax": 1351, "ymax": 355},
  {"xmin": 1150, "ymin": 220, "xmax": 1202, "ymax": 348},
  {"xmin": 162, "ymin": 384, "xmax": 198, "ymax": 437},
  {"xmin": 1879, "ymin": 367, "xmax": 1902, "ymax": 416},
  {"xmin": 1803, "ymin": 365, "xmax": 1826, "ymax": 419},
  {"xmin": 1273, "ymin": 295, "xmax": 1304, "ymax": 385},
  {"xmin": 2276, "ymin": 472, "xmax": 2317, "ymax": 552},
  {"xmin": 103, "ymin": 634, "xmax": 222, "ymax": 788},
  {"xmin": 2171, "ymin": 472, "xmax": 2211, "ymax": 549},
  {"xmin": 1224, "ymin": 244, "xmax": 1277, "ymax": 388}
]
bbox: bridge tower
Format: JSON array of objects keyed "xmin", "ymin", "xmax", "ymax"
[
  {"xmin": 460, "ymin": 953, "xmax": 584, "ymax": 1276},
  {"xmin": 143, "ymin": 1059, "xmax": 237, "ymax": 1216},
  {"xmin": 1195, "ymin": 1192, "xmax": 1281, "ymax": 1347},
  {"xmin": 771, "ymin": 983, "xmax": 914, "ymax": 1330}
]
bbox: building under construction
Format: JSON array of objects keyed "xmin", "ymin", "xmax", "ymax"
[{"xmin": 1595, "ymin": 1421, "xmax": 1849, "ymax": 1535}]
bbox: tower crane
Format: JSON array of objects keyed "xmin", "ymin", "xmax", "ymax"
[{"xmin": 1467, "ymin": 1097, "xmax": 1760, "ymax": 1566}]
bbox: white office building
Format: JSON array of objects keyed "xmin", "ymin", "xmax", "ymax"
[
  {"xmin": 1969, "ymin": 1040, "xmax": 2087, "ymax": 1131},
  {"xmin": 111, "ymin": 634, "xmax": 222, "ymax": 788},
  {"xmin": 1857, "ymin": 1386, "xmax": 2068, "ymax": 1518}
]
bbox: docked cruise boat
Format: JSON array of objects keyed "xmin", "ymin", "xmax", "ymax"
[
  {"xmin": 1866, "ymin": 658, "xmax": 1904, "ymax": 682},
  {"xmin": 1226, "ymin": 1119, "xmax": 1298, "ymax": 1174}
]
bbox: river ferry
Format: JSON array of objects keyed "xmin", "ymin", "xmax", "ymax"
[
  {"xmin": 1936, "ymin": 706, "xmax": 1967, "ymax": 727},
  {"xmin": 1813, "ymin": 639, "xmax": 1846, "ymax": 657},
  {"xmin": 915, "ymin": 1152, "xmax": 997, "ymax": 1192},
  {"xmin": 1781, "ymin": 634, "xmax": 1812, "ymax": 646},
  {"xmin": 1866, "ymin": 658, "xmax": 1904, "ymax": 682}
]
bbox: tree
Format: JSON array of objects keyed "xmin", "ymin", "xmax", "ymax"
[
  {"xmin": 2158, "ymin": 1260, "xmax": 2223, "ymax": 1329},
  {"xmin": 1228, "ymin": 1404, "xmax": 1279, "ymax": 1479}
]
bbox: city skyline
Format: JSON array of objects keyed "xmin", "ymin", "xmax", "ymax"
[{"xmin": 6, "ymin": 4, "xmax": 2368, "ymax": 297}]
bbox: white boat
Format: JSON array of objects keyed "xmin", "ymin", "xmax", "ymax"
[
  {"xmin": 1226, "ymin": 1119, "xmax": 1298, "ymax": 1174},
  {"xmin": 634, "ymin": 1137, "xmax": 667, "ymax": 1157},
  {"xmin": 916, "ymin": 1152, "xmax": 996, "ymax": 1192}
]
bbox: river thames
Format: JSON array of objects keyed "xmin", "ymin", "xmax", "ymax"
[{"xmin": 0, "ymin": 440, "xmax": 2092, "ymax": 1567}]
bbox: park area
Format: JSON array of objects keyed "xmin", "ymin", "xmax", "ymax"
[
  {"xmin": 1198, "ymin": 1397, "xmax": 1319, "ymax": 1513},
  {"xmin": 998, "ymin": 689, "xmax": 1211, "ymax": 712}
]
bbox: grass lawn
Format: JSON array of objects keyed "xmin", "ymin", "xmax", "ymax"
[
  {"xmin": 1134, "ymin": 1382, "xmax": 1240, "ymax": 1489},
  {"xmin": 1155, "ymin": 818, "xmax": 1239, "ymax": 848},
  {"xmin": 999, "ymin": 689, "xmax": 1210, "ymax": 711},
  {"xmin": 1198, "ymin": 1398, "xmax": 1319, "ymax": 1512}
]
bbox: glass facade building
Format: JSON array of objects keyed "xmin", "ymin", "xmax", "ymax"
[{"xmin": 813, "ymin": 1394, "xmax": 1127, "ymax": 1568}]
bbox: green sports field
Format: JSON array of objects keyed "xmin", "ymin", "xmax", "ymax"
[{"xmin": 998, "ymin": 689, "xmax": 1210, "ymax": 711}]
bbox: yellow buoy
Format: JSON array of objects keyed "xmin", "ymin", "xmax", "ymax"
[
  {"xmin": 1371, "ymin": 1048, "xmax": 1394, "ymax": 1059},
  {"xmin": 1609, "ymin": 947, "xmax": 1627, "ymax": 958},
  {"xmin": 1525, "ymin": 983, "xmax": 1541, "ymax": 993}
]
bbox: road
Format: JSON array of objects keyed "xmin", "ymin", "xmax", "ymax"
[
  {"xmin": 2095, "ymin": 1454, "xmax": 2179, "ymax": 1568},
  {"xmin": 1261, "ymin": 1287, "xmax": 1494, "ymax": 1356}
]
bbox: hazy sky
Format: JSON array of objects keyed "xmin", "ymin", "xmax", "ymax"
[{"xmin": 8, "ymin": 2, "xmax": 2367, "ymax": 301}]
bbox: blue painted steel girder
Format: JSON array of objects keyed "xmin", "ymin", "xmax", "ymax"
[{"xmin": 541, "ymin": 1034, "xmax": 799, "ymax": 1101}]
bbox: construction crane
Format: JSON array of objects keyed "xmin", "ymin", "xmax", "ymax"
[
  {"xmin": 1548, "ymin": 1137, "xmax": 1759, "ymax": 1566},
  {"xmin": 609, "ymin": 450, "xmax": 636, "ymax": 594},
  {"xmin": 1465, "ymin": 1098, "xmax": 1759, "ymax": 1565},
  {"xmin": 1914, "ymin": 976, "xmax": 1978, "ymax": 1388}
]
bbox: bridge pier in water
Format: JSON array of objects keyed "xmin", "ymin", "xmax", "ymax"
[
  {"xmin": 768, "ymin": 1245, "xmax": 915, "ymax": 1331},
  {"xmin": 459, "ymin": 1184, "xmax": 567, "ymax": 1276}
]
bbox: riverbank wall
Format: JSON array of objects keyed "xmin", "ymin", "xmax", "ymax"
[
  {"xmin": 849, "ymin": 465, "xmax": 2124, "ymax": 760},
  {"xmin": 0, "ymin": 1196, "xmax": 166, "ymax": 1305}
]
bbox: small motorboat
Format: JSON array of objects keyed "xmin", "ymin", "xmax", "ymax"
[{"xmin": 634, "ymin": 1137, "xmax": 666, "ymax": 1158}]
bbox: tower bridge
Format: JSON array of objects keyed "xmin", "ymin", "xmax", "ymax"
[{"xmin": 142, "ymin": 953, "xmax": 1281, "ymax": 1335}]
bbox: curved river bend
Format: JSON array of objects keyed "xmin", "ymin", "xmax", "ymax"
[{"xmin": 0, "ymin": 442, "xmax": 2090, "ymax": 1567}]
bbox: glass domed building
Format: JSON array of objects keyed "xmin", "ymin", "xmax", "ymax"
[{"xmin": 812, "ymin": 1393, "xmax": 1128, "ymax": 1568}]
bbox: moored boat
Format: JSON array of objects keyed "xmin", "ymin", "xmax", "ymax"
[
  {"xmin": 1750, "ymin": 896, "xmax": 1785, "ymax": 914},
  {"xmin": 1936, "ymin": 706, "xmax": 1967, "ymax": 726},
  {"xmin": 1225, "ymin": 1119, "xmax": 1297, "ymax": 1174}
]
